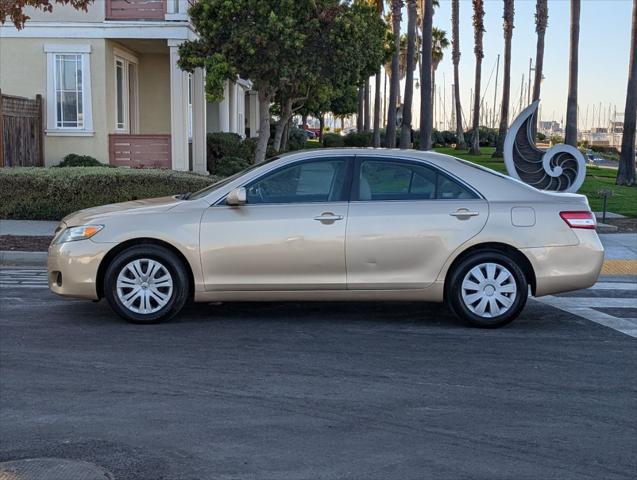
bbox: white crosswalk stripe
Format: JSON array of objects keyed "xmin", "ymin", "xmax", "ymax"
[
  {"xmin": 534, "ymin": 280, "xmax": 637, "ymax": 338},
  {"xmin": 0, "ymin": 269, "xmax": 48, "ymax": 288}
]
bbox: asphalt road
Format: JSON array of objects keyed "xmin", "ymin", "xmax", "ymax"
[{"xmin": 1, "ymin": 283, "xmax": 636, "ymax": 480}]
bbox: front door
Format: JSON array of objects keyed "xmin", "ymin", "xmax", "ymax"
[
  {"xmin": 346, "ymin": 157, "xmax": 488, "ymax": 289},
  {"xmin": 200, "ymin": 157, "xmax": 353, "ymax": 291}
]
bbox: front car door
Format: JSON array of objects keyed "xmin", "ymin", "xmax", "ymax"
[
  {"xmin": 200, "ymin": 156, "xmax": 353, "ymax": 291},
  {"xmin": 346, "ymin": 156, "xmax": 488, "ymax": 290}
]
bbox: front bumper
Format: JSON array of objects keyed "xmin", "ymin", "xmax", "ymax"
[
  {"xmin": 522, "ymin": 230, "xmax": 604, "ymax": 297},
  {"xmin": 48, "ymin": 239, "xmax": 115, "ymax": 300}
]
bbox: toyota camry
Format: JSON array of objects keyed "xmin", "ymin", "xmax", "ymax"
[{"xmin": 48, "ymin": 149, "xmax": 604, "ymax": 328}]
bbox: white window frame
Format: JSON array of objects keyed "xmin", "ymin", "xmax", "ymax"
[
  {"xmin": 113, "ymin": 47, "xmax": 139, "ymax": 134},
  {"xmin": 45, "ymin": 44, "xmax": 93, "ymax": 136}
]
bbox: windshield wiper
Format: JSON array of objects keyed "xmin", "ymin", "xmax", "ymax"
[{"xmin": 176, "ymin": 192, "xmax": 192, "ymax": 200}]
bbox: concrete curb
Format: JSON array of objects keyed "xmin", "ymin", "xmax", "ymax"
[{"xmin": 0, "ymin": 251, "xmax": 47, "ymax": 267}]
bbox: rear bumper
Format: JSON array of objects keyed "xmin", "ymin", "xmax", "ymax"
[
  {"xmin": 522, "ymin": 230, "xmax": 604, "ymax": 297},
  {"xmin": 48, "ymin": 239, "xmax": 114, "ymax": 300}
]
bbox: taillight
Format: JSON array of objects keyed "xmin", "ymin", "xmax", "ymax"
[{"xmin": 559, "ymin": 211, "xmax": 596, "ymax": 229}]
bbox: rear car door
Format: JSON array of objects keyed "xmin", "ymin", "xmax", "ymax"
[{"xmin": 346, "ymin": 157, "xmax": 488, "ymax": 290}]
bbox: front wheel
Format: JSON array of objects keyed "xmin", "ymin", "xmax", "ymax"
[
  {"xmin": 446, "ymin": 251, "xmax": 528, "ymax": 328},
  {"xmin": 104, "ymin": 245, "xmax": 189, "ymax": 324}
]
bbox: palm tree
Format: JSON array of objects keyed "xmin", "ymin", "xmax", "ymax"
[
  {"xmin": 370, "ymin": 0, "xmax": 384, "ymax": 147},
  {"xmin": 493, "ymin": 0, "xmax": 514, "ymax": 158},
  {"xmin": 617, "ymin": 0, "xmax": 636, "ymax": 186},
  {"xmin": 400, "ymin": 0, "xmax": 418, "ymax": 148},
  {"xmin": 564, "ymin": 0, "xmax": 580, "ymax": 147},
  {"xmin": 419, "ymin": 0, "xmax": 434, "ymax": 150},
  {"xmin": 451, "ymin": 0, "xmax": 466, "ymax": 149},
  {"xmin": 469, "ymin": 0, "xmax": 485, "ymax": 155},
  {"xmin": 431, "ymin": 27, "xmax": 449, "ymax": 131},
  {"xmin": 385, "ymin": 0, "xmax": 403, "ymax": 148},
  {"xmin": 531, "ymin": 0, "xmax": 548, "ymax": 138}
]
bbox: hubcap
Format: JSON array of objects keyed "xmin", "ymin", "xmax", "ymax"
[
  {"xmin": 116, "ymin": 259, "xmax": 173, "ymax": 314},
  {"xmin": 460, "ymin": 262, "xmax": 517, "ymax": 318}
]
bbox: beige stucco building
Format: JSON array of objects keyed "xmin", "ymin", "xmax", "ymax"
[{"xmin": 0, "ymin": 0, "xmax": 261, "ymax": 171}]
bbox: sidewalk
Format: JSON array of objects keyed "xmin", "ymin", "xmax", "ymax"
[{"xmin": 0, "ymin": 220, "xmax": 58, "ymax": 236}]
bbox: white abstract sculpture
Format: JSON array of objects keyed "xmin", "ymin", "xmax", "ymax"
[{"xmin": 503, "ymin": 100, "xmax": 586, "ymax": 193}]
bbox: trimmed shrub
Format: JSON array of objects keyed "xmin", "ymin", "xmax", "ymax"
[
  {"xmin": 344, "ymin": 132, "xmax": 372, "ymax": 147},
  {"xmin": 207, "ymin": 132, "xmax": 250, "ymax": 172},
  {"xmin": 57, "ymin": 153, "xmax": 105, "ymax": 167},
  {"xmin": 287, "ymin": 127, "xmax": 308, "ymax": 151},
  {"xmin": 0, "ymin": 167, "xmax": 215, "ymax": 220},
  {"xmin": 464, "ymin": 127, "xmax": 498, "ymax": 147},
  {"xmin": 215, "ymin": 156, "xmax": 251, "ymax": 177},
  {"xmin": 322, "ymin": 133, "xmax": 345, "ymax": 148}
]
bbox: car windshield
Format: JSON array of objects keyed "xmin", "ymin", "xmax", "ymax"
[{"xmin": 187, "ymin": 156, "xmax": 280, "ymax": 200}]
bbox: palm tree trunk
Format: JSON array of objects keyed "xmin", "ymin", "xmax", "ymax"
[
  {"xmin": 617, "ymin": 0, "xmax": 637, "ymax": 186},
  {"xmin": 419, "ymin": 0, "xmax": 434, "ymax": 150},
  {"xmin": 356, "ymin": 85, "xmax": 364, "ymax": 132},
  {"xmin": 373, "ymin": 70, "xmax": 382, "ymax": 147},
  {"xmin": 451, "ymin": 0, "xmax": 466, "ymax": 149},
  {"xmin": 364, "ymin": 78, "xmax": 371, "ymax": 132},
  {"xmin": 400, "ymin": 0, "xmax": 417, "ymax": 148},
  {"xmin": 531, "ymin": 0, "xmax": 548, "ymax": 138},
  {"xmin": 469, "ymin": 0, "xmax": 485, "ymax": 155},
  {"xmin": 385, "ymin": 0, "xmax": 403, "ymax": 148},
  {"xmin": 565, "ymin": 0, "xmax": 580, "ymax": 147},
  {"xmin": 493, "ymin": 0, "xmax": 514, "ymax": 158}
]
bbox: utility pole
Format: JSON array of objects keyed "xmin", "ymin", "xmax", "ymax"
[{"xmin": 492, "ymin": 53, "xmax": 500, "ymax": 128}]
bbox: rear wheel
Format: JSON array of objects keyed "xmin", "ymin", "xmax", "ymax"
[
  {"xmin": 446, "ymin": 251, "xmax": 528, "ymax": 328},
  {"xmin": 104, "ymin": 245, "xmax": 189, "ymax": 324}
]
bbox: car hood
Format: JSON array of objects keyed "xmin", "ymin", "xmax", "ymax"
[{"xmin": 61, "ymin": 196, "xmax": 183, "ymax": 227}]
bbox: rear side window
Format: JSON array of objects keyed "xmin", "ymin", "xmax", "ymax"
[{"xmin": 357, "ymin": 159, "xmax": 477, "ymax": 201}]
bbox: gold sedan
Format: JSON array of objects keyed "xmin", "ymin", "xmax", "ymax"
[{"xmin": 48, "ymin": 149, "xmax": 604, "ymax": 327}]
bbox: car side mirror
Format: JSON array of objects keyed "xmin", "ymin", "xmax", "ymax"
[{"xmin": 226, "ymin": 187, "xmax": 247, "ymax": 206}]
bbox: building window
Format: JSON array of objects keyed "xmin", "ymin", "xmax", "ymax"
[
  {"xmin": 45, "ymin": 44, "xmax": 93, "ymax": 135},
  {"xmin": 54, "ymin": 54, "xmax": 84, "ymax": 128},
  {"xmin": 114, "ymin": 50, "xmax": 139, "ymax": 134}
]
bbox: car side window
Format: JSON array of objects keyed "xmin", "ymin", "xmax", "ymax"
[
  {"xmin": 246, "ymin": 159, "xmax": 349, "ymax": 204},
  {"xmin": 358, "ymin": 159, "xmax": 477, "ymax": 201}
]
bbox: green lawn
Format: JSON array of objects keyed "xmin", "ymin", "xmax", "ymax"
[{"xmin": 434, "ymin": 147, "xmax": 637, "ymax": 218}]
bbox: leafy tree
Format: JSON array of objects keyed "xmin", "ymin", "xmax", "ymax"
[{"xmin": 0, "ymin": 0, "xmax": 92, "ymax": 29}]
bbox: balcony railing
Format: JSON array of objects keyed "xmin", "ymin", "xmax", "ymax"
[
  {"xmin": 105, "ymin": 0, "xmax": 189, "ymax": 21},
  {"xmin": 109, "ymin": 134, "xmax": 171, "ymax": 169}
]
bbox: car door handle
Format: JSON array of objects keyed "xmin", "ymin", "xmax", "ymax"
[
  {"xmin": 314, "ymin": 213, "xmax": 344, "ymax": 223},
  {"xmin": 449, "ymin": 209, "xmax": 480, "ymax": 218}
]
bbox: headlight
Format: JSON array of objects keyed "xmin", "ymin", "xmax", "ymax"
[{"xmin": 53, "ymin": 225, "xmax": 104, "ymax": 244}]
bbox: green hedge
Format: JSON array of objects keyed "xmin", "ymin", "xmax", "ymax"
[
  {"xmin": 322, "ymin": 133, "xmax": 345, "ymax": 147},
  {"xmin": 0, "ymin": 167, "xmax": 215, "ymax": 220}
]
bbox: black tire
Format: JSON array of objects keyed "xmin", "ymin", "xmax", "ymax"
[
  {"xmin": 103, "ymin": 245, "xmax": 189, "ymax": 324},
  {"xmin": 446, "ymin": 251, "xmax": 528, "ymax": 328}
]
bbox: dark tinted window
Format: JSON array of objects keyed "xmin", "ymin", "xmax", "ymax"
[
  {"xmin": 246, "ymin": 159, "xmax": 349, "ymax": 204},
  {"xmin": 358, "ymin": 159, "xmax": 477, "ymax": 201}
]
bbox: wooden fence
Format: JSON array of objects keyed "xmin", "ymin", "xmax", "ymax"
[
  {"xmin": 0, "ymin": 90, "xmax": 44, "ymax": 167},
  {"xmin": 109, "ymin": 134, "xmax": 171, "ymax": 168},
  {"xmin": 106, "ymin": 0, "xmax": 167, "ymax": 20}
]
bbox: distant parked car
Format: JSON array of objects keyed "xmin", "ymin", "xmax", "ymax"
[
  {"xmin": 341, "ymin": 127, "xmax": 357, "ymax": 136},
  {"xmin": 49, "ymin": 149, "xmax": 603, "ymax": 328},
  {"xmin": 302, "ymin": 129, "xmax": 316, "ymax": 139}
]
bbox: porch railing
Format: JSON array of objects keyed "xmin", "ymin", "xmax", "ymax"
[
  {"xmin": 109, "ymin": 134, "xmax": 171, "ymax": 169},
  {"xmin": 106, "ymin": 0, "xmax": 167, "ymax": 21}
]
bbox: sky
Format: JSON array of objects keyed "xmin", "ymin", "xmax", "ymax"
[{"xmin": 402, "ymin": 0, "xmax": 634, "ymax": 131}]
